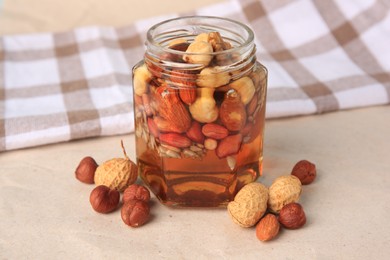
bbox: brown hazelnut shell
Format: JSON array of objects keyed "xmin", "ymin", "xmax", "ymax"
[
  {"xmin": 123, "ymin": 184, "xmax": 151, "ymax": 203},
  {"xmin": 75, "ymin": 156, "xmax": 98, "ymax": 184},
  {"xmin": 121, "ymin": 200, "xmax": 150, "ymax": 227},
  {"xmin": 291, "ymin": 160, "xmax": 316, "ymax": 185},
  {"xmin": 278, "ymin": 202, "xmax": 306, "ymax": 229},
  {"xmin": 89, "ymin": 185, "xmax": 120, "ymax": 213}
]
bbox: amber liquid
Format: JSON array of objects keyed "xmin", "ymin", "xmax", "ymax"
[
  {"xmin": 135, "ymin": 103, "xmax": 265, "ymax": 207},
  {"xmin": 133, "ymin": 61, "xmax": 267, "ymax": 207}
]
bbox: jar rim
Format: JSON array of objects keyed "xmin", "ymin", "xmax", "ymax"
[{"xmin": 146, "ymin": 16, "xmax": 255, "ymax": 56}]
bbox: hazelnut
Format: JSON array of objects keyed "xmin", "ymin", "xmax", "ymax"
[
  {"xmin": 196, "ymin": 66, "xmax": 230, "ymax": 88},
  {"xmin": 229, "ymin": 76, "xmax": 255, "ymax": 105},
  {"xmin": 75, "ymin": 156, "xmax": 98, "ymax": 184},
  {"xmin": 121, "ymin": 200, "xmax": 150, "ymax": 227},
  {"xmin": 291, "ymin": 160, "xmax": 317, "ymax": 185},
  {"xmin": 219, "ymin": 89, "xmax": 247, "ymax": 131},
  {"xmin": 256, "ymin": 214, "xmax": 280, "ymax": 242},
  {"xmin": 278, "ymin": 203, "xmax": 306, "ymax": 229},
  {"xmin": 133, "ymin": 63, "xmax": 152, "ymax": 96},
  {"xmin": 183, "ymin": 41, "xmax": 213, "ymax": 66},
  {"xmin": 89, "ymin": 185, "xmax": 120, "ymax": 214},
  {"xmin": 204, "ymin": 138, "xmax": 217, "ymax": 150},
  {"xmin": 123, "ymin": 184, "xmax": 151, "ymax": 203},
  {"xmin": 208, "ymin": 31, "xmax": 231, "ymax": 52},
  {"xmin": 194, "ymin": 33, "xmax": 209, "ymax": 42}
]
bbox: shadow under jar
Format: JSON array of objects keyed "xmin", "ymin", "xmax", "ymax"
[{"xmin": 132, "ymin": 16, "xmax": 267, "ymax": 207}]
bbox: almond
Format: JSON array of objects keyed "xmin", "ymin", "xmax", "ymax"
[
  {"xmin": 152, "ymin": 85, "xmax": 191, "ymax": 133},
  {"xmin": 179, "ymin": 87, "xmax": 197, "ymax": 105},
  {"xmin": 186, "ymin": 121, "xmax": 205, "ymax": 144},
  {"xmin": 159, "ymin": 133, "xmax": 191, "ymax": 148},
  {"xmin": 216, "ymin": 133, "xmax": 242, "ymax": 158},
  {"xmin": 219, "ymin": 89, "xmax": 247, "ymax": 131},
  {"xmin": 256, "ymin": 214, "xmax": 280, "ymax": 242},
  {"xmin": 153, "ymin": 116, "xmax": 183, "ymax": 134},
  {"xmin": 202, "ymin": 123, "xmax": 229, "ymax": 140}
]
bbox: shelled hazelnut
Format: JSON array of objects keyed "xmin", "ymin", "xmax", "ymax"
[
  {"xmin": 75, "ymin": 156, "xmax": 98, "ymax": 184},
  {"xmin": 123, "ymin": 184, "xmax": 151, "ymax": 203},
  {"xmin": 121, "ymin": 200, "xmax": 150, "ymax": 228},
  {"xmin": 278, "ymin": 203, "xmax": 306, "ymax": 229},
  {"xmin": 89, "ymin": 185, "xmax": 120, "ymax": 214},
  {"xmin": 291, "ymin": 160, "xmax": 317, "ymax": 185}
]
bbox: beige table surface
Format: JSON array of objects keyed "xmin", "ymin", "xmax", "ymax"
[{"xmin": 1, "ymin": 0, "xmax": 390, "ymax": 259}]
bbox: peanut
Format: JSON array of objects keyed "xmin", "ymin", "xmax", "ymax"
[
  {"xmin": 227, "ymin": 183, "xmax": 268, "ymax": 227},
  {"xmin": 268, "ymin": 175, "xmax": 302, "ymax": 213}
]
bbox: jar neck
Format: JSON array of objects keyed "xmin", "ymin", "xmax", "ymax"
[{"xmin": 144, "ymin": 16, "xmax": 257, "ymax": 79}]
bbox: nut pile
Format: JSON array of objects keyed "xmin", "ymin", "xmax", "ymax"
[
  {"xmin": 228, "ymin": 159, "xmax": 317, "ymax": 242},
  {"xmin": 75, "ymin": 148, "xmax": 317, "ymax": 240},
  {"xmin": 75, "ymin": 141, "xmax": 151, "ymax": 228},
  {"xmin": 134, "ymin": 31, "xmax": 266, "ymax": 168}
]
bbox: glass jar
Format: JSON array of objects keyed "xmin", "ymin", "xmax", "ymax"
[{"xmin": 132, "ymin": 16, "xmax": 267, "ymax": 207}]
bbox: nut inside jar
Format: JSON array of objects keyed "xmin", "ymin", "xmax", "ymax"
[{"xmin": 133, "ymin": 17, "xmax": 267, "ymax": 207}]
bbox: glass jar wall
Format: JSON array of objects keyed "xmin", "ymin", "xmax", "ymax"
[{"xmin": 132, "ymin": 16, "xmax": 267, "ymax": 207}]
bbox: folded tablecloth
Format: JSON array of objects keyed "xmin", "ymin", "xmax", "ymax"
[{"xmin": 1, "ymin": 0, "xmax": 389, "ymax": 151}]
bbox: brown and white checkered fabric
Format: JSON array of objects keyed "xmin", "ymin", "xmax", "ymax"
[{"xmin": 0, "ymin": 0, "xmax": 389, "ymax": 151}]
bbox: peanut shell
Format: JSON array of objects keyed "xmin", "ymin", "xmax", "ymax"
[
  {"xmin": 94, "ymin": 158, "xmax": 138, "ymax": 192},
  {"xmin": 268, "ymin": 175, "xmax": 302, "ymax": 213},
  {"xmin": 227, "ymin": 182, "xmax": 268, "ymax": 227}
]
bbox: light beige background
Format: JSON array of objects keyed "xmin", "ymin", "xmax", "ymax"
[
  {"xmin": 1, "ymin": 0, "xmax": 390, "ymax": 259},
  {"xmin": 0, "ymin": 0, "xmax": 223, "ymax": 34}
]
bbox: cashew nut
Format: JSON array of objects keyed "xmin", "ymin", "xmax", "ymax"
[{"xmin": 189, "ymin": 88, "xmax": 219, "ymax": 123}]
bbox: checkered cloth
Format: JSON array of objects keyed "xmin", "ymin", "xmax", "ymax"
[{"xmin": 1, "ymin": 0, "xmax": 389, "ymax": 151}]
